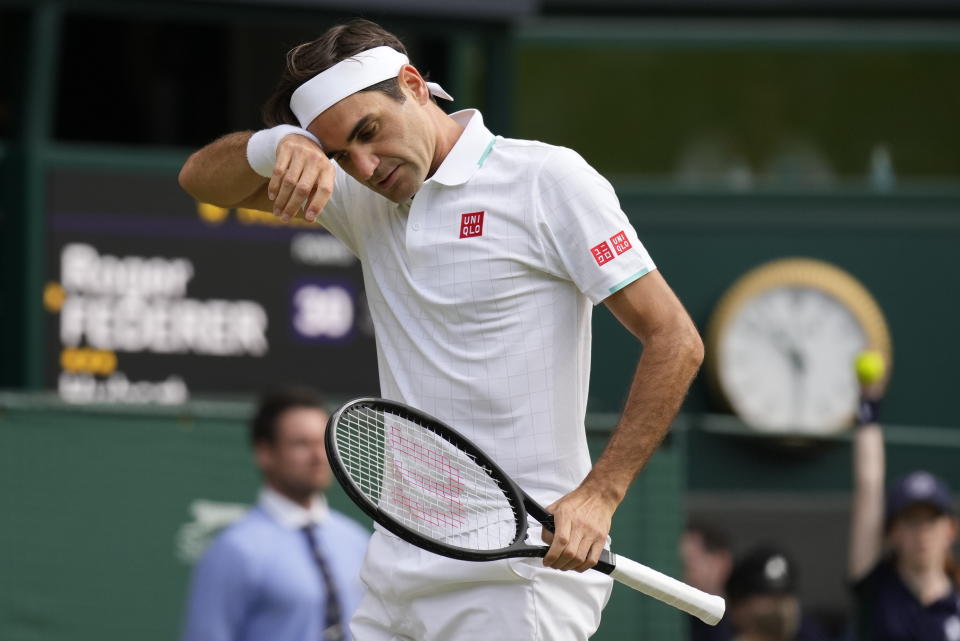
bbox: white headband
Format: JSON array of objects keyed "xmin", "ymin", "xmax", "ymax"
[{"xmin": 289, "ymin": 45, "xmax": 453, "ymax": 129}]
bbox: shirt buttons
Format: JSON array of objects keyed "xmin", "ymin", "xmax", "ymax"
[{"xmin": 412, "ymin": 223, "xmax": 421, "ymax": 231}]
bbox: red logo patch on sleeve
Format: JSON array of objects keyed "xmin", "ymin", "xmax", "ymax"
[
  {"xmin": 609, "ymin": 230, "xmax": 632, "ymax": 255},
  {"xmin": 591, "ymin": 241, "xmax": 615, "ymax": 266},
  {"xmin": 459, "ymin": 211, "xmax": 485, "ymax": 239}
]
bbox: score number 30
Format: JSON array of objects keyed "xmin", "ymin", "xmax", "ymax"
[{"xmin": 293, "ymin": 284, "xmax": 354, "ymax": 340}]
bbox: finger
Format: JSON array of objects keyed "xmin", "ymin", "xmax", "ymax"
[
  {"xmin": 268, "ymin": 142, "xmax": 293, "ymax": 202},
  {"xmin": 273, "ymin": 158, "xmax": 305, "ymax": 220},
  {"xmin": 304, "ymin": 163, "xmax": 335, "ymax": 222},
  {"xmin": 280, "ymin": 160, "xmax": 320, "ymax": 220},
  {"xmin": 574, "ymin": 538, "xmax": 605, "ymax": 573},
  {"xmin": 554, "ymin": 532, "xmax": 585, "ymax": 571},
  {"xmin": 542, "ymin": 519, "xmax": 570, "ymax": 569}
]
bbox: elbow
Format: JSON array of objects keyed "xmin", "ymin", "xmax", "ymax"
[
  {"xmin": 178, "ymin": 154, "xmax": 201, "ymax": 200},
  {"xmin": 177, "ymin": 154, "xmax": 231, "ymax": 208},
  {"xmin": 644, "ymin": 318, "xmax": 704, "ymax": 377},
  {"xmin": 680, "ymin": 323, "xmax": 705, "ymax": 375}
]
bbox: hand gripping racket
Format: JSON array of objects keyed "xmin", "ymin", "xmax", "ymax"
[{"xmin": 325, "ymin": 397, "xmax": 725, "ymax": 625}]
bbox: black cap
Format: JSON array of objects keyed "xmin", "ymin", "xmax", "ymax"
[
  {"xmin": 886, "ymin": 471, "xmax": 954, "ymax": 526},
  {"xmin": 726, "ymin": 546, "xmax": 797, "ymax": 603}
]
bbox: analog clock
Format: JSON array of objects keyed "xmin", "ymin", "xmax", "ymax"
[{"xmin": 706, "ymin": 258, "xmax": 891, "ymax": 435}]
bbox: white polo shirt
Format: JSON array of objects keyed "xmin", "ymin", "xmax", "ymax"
[{"xmin": 319, "ymin": 109, "xmax": 656, "ymax": 504}]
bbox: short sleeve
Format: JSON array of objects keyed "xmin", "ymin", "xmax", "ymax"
[
  {"xmin": 534, "ymin": 147, "xmax": 656, "ymax": 304},
  {"xmin": 850, "ymin": 559, "xmax": 883, "ymax": 597}
]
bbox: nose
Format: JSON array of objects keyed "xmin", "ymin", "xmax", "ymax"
[{"xmin": 351, "ymin": 149, "xmax": 380, "ymax": 182}]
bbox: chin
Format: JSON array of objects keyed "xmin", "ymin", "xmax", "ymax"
[
  {"xmin": 390, "ymin": 183, "xmax": 419, "ymax": 203},
  {"xmin": 396, "ymin": 172, "xmax": 426, "ymax": 201}
]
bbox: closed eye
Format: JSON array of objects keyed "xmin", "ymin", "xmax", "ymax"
[
  {"xmin": 358, "ymin": 124, "xmax": 376, "ymax": 142},
  {"xmin": 325, "ymin": 116, "xmax": 378, "ymax": 163}
]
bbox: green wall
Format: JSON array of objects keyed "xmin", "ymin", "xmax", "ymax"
[{"xmin": 514, "ymin": 28, "xmax": 960, "ymax": 183}]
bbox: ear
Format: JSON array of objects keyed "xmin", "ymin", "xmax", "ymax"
[
  {"xmin": 398, "ymin": 65, "xmax": 431, "ymax": 105},
  {"xmin": 254, "ymin": 442, "xmax": 274, "ymax": 471}
]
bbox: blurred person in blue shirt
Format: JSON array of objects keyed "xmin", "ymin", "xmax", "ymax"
[
  {"xmin": 181, "ymin": 387, "xmax": 370, "ymax": 641},
  {"xmin": 849, "ymin": 380, "xmax": 960, "ymax": 641}
]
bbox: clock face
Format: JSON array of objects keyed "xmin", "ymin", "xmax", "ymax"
[{"xmin": 718, "ymin": 285, "xmax": 867, "ymax": 433}]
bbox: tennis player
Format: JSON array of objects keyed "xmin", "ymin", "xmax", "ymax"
[{"xmin": 179, "ymin": 19, "xmax": 703, "ymax": 641}]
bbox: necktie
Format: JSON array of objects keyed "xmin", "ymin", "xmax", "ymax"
[{"xmin": 302, "ymin": 525, "xmax": 345, "ymax": 641}]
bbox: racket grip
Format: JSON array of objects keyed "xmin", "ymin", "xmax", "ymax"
[{"xmin": 607, "ymin": 555, "xmax": 725, "ymax": 625}]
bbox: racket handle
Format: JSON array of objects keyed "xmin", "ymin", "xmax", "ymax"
[
  {"xmin": 605, "ymin": 555, "xmax": 725, "ymax": 625},
  {"xmin": 535, "ymin": 509, "xmax": 722, "ymax": 623}
]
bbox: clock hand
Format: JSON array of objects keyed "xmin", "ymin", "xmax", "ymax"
[
  {"xmin": 788, "ymin": 346, "xmax": 806, "ymax": 428},
  {"xmin": 768, "ymin": 328, "xmax": 793, "ymax": 355},
  {"xmin": 787, "ymin": 346, "xmax": 805, "ymax": 374}
]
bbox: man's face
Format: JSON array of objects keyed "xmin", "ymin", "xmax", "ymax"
[
  {"xmin": 308, "ymin": 72, "xmax": 436, "ymax": 203},
  {"xmin": 730, "ymin": 594, "xmax": 800, "ymax": 641},
  {"xmin": 680, "ymin": 531, "xmax": 732, "ymax": 595},
  {"xmin": 256, "ymin": 407, "xmax": 332, "ymax": 499}
]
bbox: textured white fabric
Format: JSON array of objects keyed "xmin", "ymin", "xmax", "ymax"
[
  {"xmin": 317, "ymin": 109, "xmax": 656, "ymax": 508},
  {"xmin": 351, "ymin": 530, "xmax": 612, "ymax": 641},
  {"xmin": 290, "ymin": 46, "xmax": 453, "ymax": 129},
  {"xmin": 246, "ymin": 125, "xmax": 320, "ymax": 177}
]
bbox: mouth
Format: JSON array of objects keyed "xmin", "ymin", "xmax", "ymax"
[{"xmin": 376, "ymin": 165, "xmax": 399, "ymax": 189}]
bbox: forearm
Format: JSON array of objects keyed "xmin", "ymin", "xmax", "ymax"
[
  {"xmin": 849, "ymin": 422, "xmax": 885, "ymax": 580},
  {"xmin": 178, "ymin": 131, "xmax": 266, "ymax": 207},
  {"xmin": 582, "ymin": 327, "xmax": 703, "ymax": 505},
  {"xmin": 542, "ymin": 272, "xmax": 700, "ymax": 570}
]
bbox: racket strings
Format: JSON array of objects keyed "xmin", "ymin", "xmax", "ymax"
[{"xmin": 335, "ymin": 406, "xmax": 520, "ymax": 550}]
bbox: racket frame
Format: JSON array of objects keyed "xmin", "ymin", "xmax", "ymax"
[
  {"xmin": 326, "ymin": 397, "xmax": 549, "ymax": 564},
  {"xmin": 326, "ymin": 397, "xmax": 724, "ymax": 626}
]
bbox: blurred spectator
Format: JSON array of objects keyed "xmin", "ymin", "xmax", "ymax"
[
  {"xmin": 848, "ymin": 381, "xmax": 960, "ymax": 640},
  {"xmin": 682, "ymin": 520, "xmax": 735, "ymax": 641},
  {"xmin": 181, "ymin": 387, "xmax": 370, "ymax": 641},
  {"xmin": 726, "ymin": 545, "xmax": 832, "ymax": 641}
]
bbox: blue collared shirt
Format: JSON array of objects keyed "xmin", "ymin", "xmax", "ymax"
[{"xmin": 181, "ymin": 488, "xmax": 370, "ymax": 641}]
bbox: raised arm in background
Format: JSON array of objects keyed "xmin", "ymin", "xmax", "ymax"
[{"xmin": 848, "ymin": 363, "xmax": 887, "ymax": 582}]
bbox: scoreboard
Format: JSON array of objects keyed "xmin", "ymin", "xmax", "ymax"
[{"xmin": 43, "ymin": 169, "xmax": 378, "ymax": 403}]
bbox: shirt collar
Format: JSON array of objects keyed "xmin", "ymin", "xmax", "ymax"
[
  {"xmin": 258, "ymin": 486, "xmax": 329, "ymax": 529},
  {"xmin": 427, "ymin": 109, "xmax": 497, "ymax": 187}
]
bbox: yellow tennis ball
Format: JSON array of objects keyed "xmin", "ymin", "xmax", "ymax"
[{"xmin": 855, "ymin": 350, "xmax": 886, "ymax": 385}]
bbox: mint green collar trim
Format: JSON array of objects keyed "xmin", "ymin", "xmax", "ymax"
[
  {"xmin": 608, "ymin": 268, "xmax": 651, "ymax": 295},
  {"xmin": 477, "ymin": 137, "xmax": 496, "ymax": 167}
]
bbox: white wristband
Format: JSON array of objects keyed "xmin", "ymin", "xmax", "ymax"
[{"xmin": 246, "ymin": 124, "xmax": 321, "ymax": 178}]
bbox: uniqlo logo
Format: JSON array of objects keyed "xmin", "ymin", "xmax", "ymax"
[
  {"xmin": 610, "ymin": 230, "xmax": 632, "ymax": 255},
  {"xmin": 459, "ymin": 211, "xmax": 485, "ymax": 239},
  {"xmin": 591, "ymin": 241, "xmax": 615, "ymax": 266}
]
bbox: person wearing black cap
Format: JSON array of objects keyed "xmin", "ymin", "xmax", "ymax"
[
  {"xmin": 849, "ymin": 379, "xmax": 960, "ymax": 640},
  {"xmin": 725, "ymin": 545, "xmax": 831, "ymax": 641}
]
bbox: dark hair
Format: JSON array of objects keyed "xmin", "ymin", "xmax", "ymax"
[
  {"xmin": 263, "ymin": 19, "xmax": 409, "ymax": 127},
  {"xmin": 249, "ymin": 386, "xmax": 327, "ymax": 446}
]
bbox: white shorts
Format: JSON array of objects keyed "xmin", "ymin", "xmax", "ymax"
[{"xmin": 350, "ymin": 529, "xmax": 614, "ymax": 641}]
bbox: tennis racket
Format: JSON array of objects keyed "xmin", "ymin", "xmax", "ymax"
[{"xmin": 325, "ymin": 397, "xmax": 725, "ymax": 625}]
